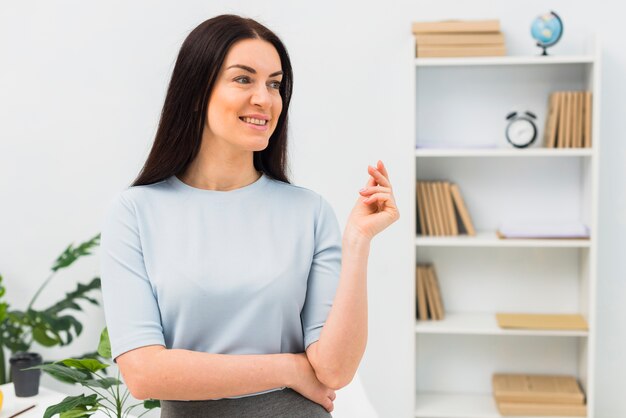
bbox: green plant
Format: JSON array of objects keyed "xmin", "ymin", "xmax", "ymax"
[
  {"xmin": 0, "ymin": 234, "xmax": 102, "ymax": 384},
  {"xmin": 31, "ymin": 327, "xmax": 160, "ymax": 418}
]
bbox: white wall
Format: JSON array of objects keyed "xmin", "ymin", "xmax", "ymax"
[{"xmin": 0, "ymin": 1, "xmax": 624, "ymax": 417}]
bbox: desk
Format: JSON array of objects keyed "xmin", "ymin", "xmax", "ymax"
[{"xmin": 0, "ymin": 383, "xmax": 114, "ymax": 418}]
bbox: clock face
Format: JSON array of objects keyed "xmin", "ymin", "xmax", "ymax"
[{"xmin": 507, "ymin": 118, "xmax": 536, "ymax": 147}]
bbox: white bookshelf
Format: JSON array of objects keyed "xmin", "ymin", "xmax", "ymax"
[{"xmin": 412, "ymin": 38, "xmax": 600, "ymax": 418}]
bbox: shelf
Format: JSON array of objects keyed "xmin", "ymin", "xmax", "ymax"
[
  {"xmin": 415, "ymin": 55, "xmax": 595, "ymax": 67},
  {"xmin": 415, "ymin": 392, "xmax": 585, "ymax": 418},
  {"xmin": 415, "ymin": 313, "xmax": 588, "ymax": 337},
  {"xmin": 415, "ymin": 148, "xmax": 593, "ymax": 158},
  {"xmin": 415, "ymin": 232, "xmax": 591, "ymax": 248}
]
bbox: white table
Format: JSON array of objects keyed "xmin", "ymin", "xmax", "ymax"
[{"xmin": 0, "ymin": 383, "xmax": 116, "ymax": 418}]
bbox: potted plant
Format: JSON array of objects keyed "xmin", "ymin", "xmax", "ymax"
[
  {"xmin": 30, "ymin": 327, "xmax": 161, "ymax": 418},
  {"xmin": 0, "ymin": 234, "xmax": 103, "ymax": 388}
]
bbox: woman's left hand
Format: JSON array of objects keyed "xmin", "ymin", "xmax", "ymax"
[{"xmin": 345, "ymin": 160, "xmax": 400, "ymax": 241}]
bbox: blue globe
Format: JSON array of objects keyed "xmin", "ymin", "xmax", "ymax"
[{"xmin": 531, "ymin": 11, "xmax": 563, "ymax": 55}]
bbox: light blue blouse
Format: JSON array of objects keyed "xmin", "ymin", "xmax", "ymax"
[{"xmin": 99, "ymin": 173, "xmax": 342, "ymax": 398}]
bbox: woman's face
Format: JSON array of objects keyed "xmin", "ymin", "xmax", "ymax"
[{"xmin": 204, "ymin": 38, "xmax": 284, "ymax": 153}]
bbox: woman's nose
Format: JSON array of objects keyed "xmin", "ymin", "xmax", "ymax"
[{"xmin": 250, "ymin": 84, "xmax": 272, "ymax": 108}]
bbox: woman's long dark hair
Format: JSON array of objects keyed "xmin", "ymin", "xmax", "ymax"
[{"xmin": 131, "ymin": 14, "xmax": 293, "ymax": 187}]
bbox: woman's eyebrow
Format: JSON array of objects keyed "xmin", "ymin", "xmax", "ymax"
[{"xmin": 226, "ymin": 64, "xmax": 283, "ymax": 77}]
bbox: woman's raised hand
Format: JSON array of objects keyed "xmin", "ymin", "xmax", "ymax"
[
  {"xmin": 289, "ymin": 353, "xmax": 336, "ymax": 413},
  {"xmin": 346, "ymin": 160, "xmax": 400, "ymax": 241}
]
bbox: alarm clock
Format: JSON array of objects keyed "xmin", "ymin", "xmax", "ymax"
[{"xmin": 505, "ymin": 111, "xmax": 538, "ymax": 148}]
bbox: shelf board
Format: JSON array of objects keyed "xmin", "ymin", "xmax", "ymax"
[
  {"xmin": 415, "ymin": 392, "xmax": 586, "ymax": 418},
  {"xmin": 415, "ymin": 232, "xmax": 591, "ymax": 248},
  {"xmin": 414, "ymin": 55, "xmax": 595, "ymax": 67},
  {"xmin": 415, "ymin": 313, "xmax": 588, "ymax": 337},
  {"xmin": 415, "ymin": 148, "xmax": 593, "ymax": 158}
]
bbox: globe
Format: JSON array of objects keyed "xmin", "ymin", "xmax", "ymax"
[{"xmin": 531, "ymin": 11, "xmax": 563, "ymax": 56}]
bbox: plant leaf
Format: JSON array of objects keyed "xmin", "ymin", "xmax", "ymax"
[
  {"xmin": 97, "ymin": 327, "xmax": 111, "ymax": 359},
  {"xmin": 52, "ymin": 234, "xmax": 101, "ymax": 272},
  {"xmin": 143, "ymin": 399, "xmax": 161, "ymax": 409},
  {"xmin": 33, "ymin": 325, "xmax": 62, "ymax": 347},
  {"xmin": 82, "ymin": 377, "xmax": 121, "ymax": 389},
  {"xmin": 43, "ymin": 394, "xmax": 98, "ymax": 418},
  {"xmin": 59, "ymin": 404, "xmax": 99, "ymax": 418},
  {"xmin": 58, "ymin": 358, "xmax": 109, "ymax": 373},
  {"xmin": 28, "ymin": 363, "xmax": 91, "ymax": 384}
]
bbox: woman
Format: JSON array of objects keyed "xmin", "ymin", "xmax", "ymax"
[{"xmin": 100, "ymin": 14, "xmax": 399, "ymax": 418}]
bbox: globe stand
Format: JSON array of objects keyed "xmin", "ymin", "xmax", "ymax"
[{"xmin": 538, "ymin": 44, "xmax": 550, "ymax": 56}]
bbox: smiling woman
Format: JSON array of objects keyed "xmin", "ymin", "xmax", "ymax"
[{"xmin": 99, "ymin": 12, "xmax": 399, "ymax": 418}]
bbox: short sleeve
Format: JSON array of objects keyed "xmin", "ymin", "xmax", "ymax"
[
  {"xmin": 99, "ymin": 193, "xmax": 165, "ymax": 362},
  {"xmin": 301, "ymin": 195, "xmax": 342, "ymax": 350}
]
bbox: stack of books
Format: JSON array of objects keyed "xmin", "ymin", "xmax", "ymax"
[
  {"xmin": 415, "ymin": 264, "xmax": 445, "ymax": 320},
  {"xmin": 493, "ymin": 374, "xmax": 587, "ymax": 416},
  {"xmin": 412, "ymin": 19, "xmax": 506, "ymax": 58},
  {"xmin": 496, "ymin": 313, "xmax": 589, "ymax": 331},
  {"xmin": 544, "ymin": 91, "xmax": 593, "ymax": 148},
  {"xmin": 416, "ymin": 181, "xmax": 475, "ymax": 236}
]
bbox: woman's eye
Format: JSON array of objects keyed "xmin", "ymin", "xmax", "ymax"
[
  {"xmin": 269, "ymin": 80, "xmax": 282, "ymax": 90},
  {"xmin": 234, "ymin": 76, "xmax": 251, "ymax": 84}
]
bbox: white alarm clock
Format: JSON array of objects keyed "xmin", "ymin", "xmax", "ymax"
[{"xmin": 505, "ymin": 111, "xmax": 538, "ymax": 148}]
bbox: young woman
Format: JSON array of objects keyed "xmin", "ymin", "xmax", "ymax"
[{"xmin": 100, "ymin": 14, "xmax": 399, "ymax": 418}]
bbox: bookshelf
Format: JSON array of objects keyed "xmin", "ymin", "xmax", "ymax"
[{"xmin": 412, "ymin": 37, "xmax": 600, "ymax": 418}]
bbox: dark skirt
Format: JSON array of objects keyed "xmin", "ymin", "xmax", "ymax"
[{"xmin": 160, "ymin": 387, "xmax": 332, "ymax": 418}]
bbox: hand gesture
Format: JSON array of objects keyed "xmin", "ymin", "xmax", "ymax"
[{"xmin": 346, "ymin": 160, "xmax": 400, "ymax": 241}]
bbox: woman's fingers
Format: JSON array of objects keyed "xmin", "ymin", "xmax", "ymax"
[
  {"xmin": 362, "ymin": 192, "xmax": 391, "ymax": 204},
  {"xmin": 359, "ymin": 185, "xmax": 391, "ymax": 196},
  {"xmin": 377, "ymin": 160, "xmax": 390, "ymax": 182},
  {"xmin": 367, "ymin": 165, "xmax": 392, "ymax": 189}
]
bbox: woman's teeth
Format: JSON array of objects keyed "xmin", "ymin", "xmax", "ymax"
[{"xmin": 241, "ymin": 117, "xmax": 268, "ymax": 126}]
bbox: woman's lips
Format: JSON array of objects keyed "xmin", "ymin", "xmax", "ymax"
[{"xmin": 240, "ymin": 118, "xmax": 269, "ymax": 131}]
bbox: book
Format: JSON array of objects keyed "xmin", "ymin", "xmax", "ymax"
[
  {"xmin": 435, "ymin": 182, "xmax": 451, "ymax": 235},
  {"xmin": 571, "ymin": 92, "xmax": 579, "ymax": 148},
  {"xmin": 428, "ymin": 266, "xmax": 445, "ymax": 319},
  {"xmin": 423, "ymin": 182, "xmax": 439, "ymax": 235},
  {"xmin": 576, "ymin": 91, "xmax": 584, "ymax": 148},
  {"xmin": 543, "ymin": 92, "xmax": 559, "ymax": 148},
  {"xmin": 416, "ymin": 267, "xmax": 428, "ymax": 320},
  {"xmin": 430, "ymin": 182, "xmax": 445, "ymax": 235},
  {"xmin": 496, "ymin": 401, "xmax": 587, "ymax": 416},
  {"xmin": 416, "ymin": 182, "xmax": 427, "ymax": 235},
  {"xmin": 563, "ymin": 91, "xmax": 572, "ymax": 148},
  {"xmin": 556, "ymin": 92, "xmax": 566, "ymax": 148},
  {"xmin": 415, "ymin": 32, "xmax": 505, "ymax": 46},
  {"xmin": 423, "ymin": 266, "xmax": 438, "ymax": 319},
  {"xmin": 583, "ymin": 91, "xmax": 592, "ymax": 148},
  {"xmin": 443, "ymin": 182, "xmax": 458, "ymax": 235},
  {"xmin": 496, "ymin": 313, "xmax": 588, "ymax": 331},
  {"xmin": 493, "ymin": 374, "xmax": 585, "ymax": 405},
  {"xmin": 412, "ymin": 19, "xmax": 501, "ymax": 34},
  {"xmin": 416, "ymin": 44, "xmax": 506, "ymax": 58},
  {"xmin": 450, "ymin": 184, "xmax": 476, "ymax": 236}
]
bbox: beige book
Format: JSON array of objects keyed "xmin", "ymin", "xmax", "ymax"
[
  {"xmin": 576, "ymin": 91, "xmax": 585, "ymax": 148},
  {"xmin": 412, "ymin": 19, "xmax": 501, "ymax": 34},
  {"xmin": 543, "ymin": 92, "xmax": 559, "ymax": 148},
  {"xmin": 423, "ymin": 266, "xmax": 438, "ymax": 319},
  {"xmin": 427, "ymin": 182, "xmax": 443, "ymax": 236},
  {"xmin": 443, "ymin": 182, "xmax": 458, "ymax": 235},
  {"xmin": 563, "ymin": 92, "xmax": 572, "ymax": 148},
  {"xmin": 497, "ymin": 401, "xmax": 586, "ymax": 416},
  {"xmin": 574, "ymin": 91, "xmax": 583, "ymax": 147},
  {"xmin": 428, "ymin": 265, "xmax": 445, "ymax": 319},
  {"xmin": 493, "ymin": 374, "xmax": 585, "ymax": 405},
  {"xmin": 422, "ymin": 182, "xmax": 437, "ymax": 236},
  {"xmin": 556, "ymin": 92, "xmax": 566, "ymax": 148},
  {"xmin": 584, "ymin": 91, "xmax": 593, "ymax": 148},
  {"xmin": 415, "ymin": 32, "xmax": 505, "ymax": 46},
  {"xmin": 435, "ymin": 182, "xmax": 451, "ymax": 235},
  {"xmin": 496, "ymin": 313, "xmax": 588, "ymax": 331},
  {"xmin": 416, "ymin": 266, "xmax": 428, "ymax": 320},
  {"xmin": 450, "ymin": 184, "xmax": 476, "ymax": 236},
  {"xmin": 416, "ymin": 44, "xmax": 506, "ymax": 58},
  {"xmin": 418, "ymin": 182, "xmax": 432, "ymax": 235},
  {"xmin": 571, "ymin": 91, "xmax": 578, "ymax": 148},
  {"xmin": 416, "ymin": 182, "xmax": 427, "ymax": 236}
]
